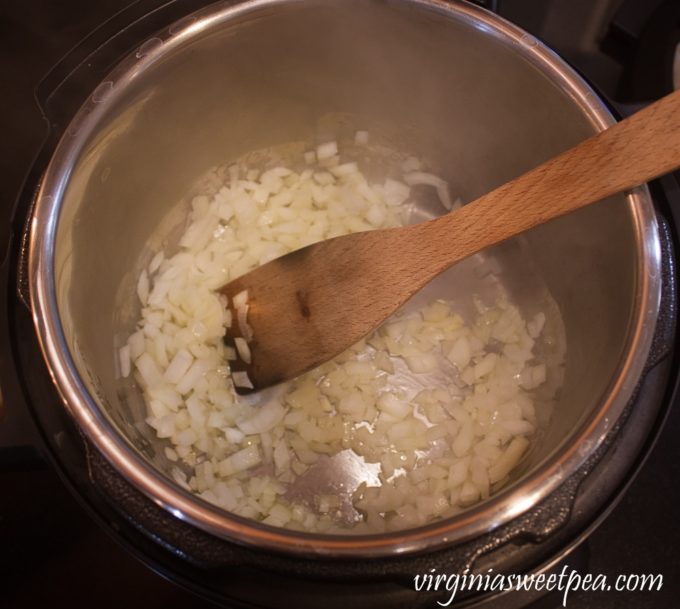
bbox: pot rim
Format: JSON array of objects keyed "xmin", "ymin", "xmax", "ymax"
[{"xmin": 28, "ymin": 0, "xmax": 662, "ymax": 558}]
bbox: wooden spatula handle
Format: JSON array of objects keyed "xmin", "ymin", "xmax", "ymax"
[{"xmin": 421, "ymin": 89, "xmax": 680, "ymax": 266}]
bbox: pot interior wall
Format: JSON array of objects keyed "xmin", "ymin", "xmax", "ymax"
[{"xmin": 54, "ymin": 0, "xmax": 636, "ymax": 524}]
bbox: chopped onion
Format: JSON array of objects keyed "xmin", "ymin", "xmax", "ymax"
[
  {"xmin": 237, "ymin": 305, "xmax": 253, "ymax": 341},
  {"xmin": 403, "ymin": 171, "xmax": 453, "ymax": 211},
  {"xmin": 330, "ymin": 162, "xmax": 358, "ymax": 178},
  {"xmin": 237, "ymin": 401, "xmax": 285, "ymax": 435},
  {"xmin": 163, "ymin": 348, "xmax": 193, "ymax": 384},
  {"xmin": 119, "ymin": 345, "xmax": 131, "ymax": 378},
  {"xmin": 148, "ymin": 251, "xmax": 165, "ymax": 274},
  {"xmin": 234, "ymin": 337, "xmax": 251, "ymax": 364},
  {"xmin": 233, "ymin": 290, "xmax": 249, "ymax": 309},
  {"xmin": 219, "ymin": 445, "xmax": 261, "ymax": 476},
  {"xmin": 489, "ymin": 436, "xmax": 529, "ymax": 484},
  {"xmin": 135, "ymin": 352, "xmax": 163, "ymax": 388},
  {"xmin": 137, "ymin": 270, "xmax": 149, "ymax": 305},
  {"xmin": 527, "ymin": 312, "xmax": 546, "ymax": 338},
  {"xmin": 316, "ymin": 141, "xmax": 338, "ymax": 160},
  {"xmin": 175, "ymin": 359, "xmax": 211, "ymax": 395},
  {"xmin": 128, "ymin": 330, "xmax": 145, "ymax": 359},
  {"xmin": 124, "ymin": 139, "xmax": 559, "ymax": 536},
  {"xmin": 232, "ymin": 371, "xmax": 254, "ymax": 389}
]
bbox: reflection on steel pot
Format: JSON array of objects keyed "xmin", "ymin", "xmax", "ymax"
[{"xmin": 28, "ymin": 0, "xmax": 660, "ymax": 558}]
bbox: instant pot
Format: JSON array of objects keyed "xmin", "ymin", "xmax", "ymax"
[{"xmin": 2, "ymin": 0, "xmax": 679, "ymax": 607}]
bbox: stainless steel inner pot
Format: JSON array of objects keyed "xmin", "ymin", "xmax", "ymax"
[{"xmin": 29, "ymin": 0, "xmax": 661, "ymax": 557}]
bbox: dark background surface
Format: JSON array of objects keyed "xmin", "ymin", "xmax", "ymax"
[{"xmin": 1, "ymin": 1, "xmax": 679, "ymax": 608}]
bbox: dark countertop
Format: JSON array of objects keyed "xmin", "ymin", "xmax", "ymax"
[{"xmin": 1, "ymin": 1, "xmax": 678, "ymax": 608}]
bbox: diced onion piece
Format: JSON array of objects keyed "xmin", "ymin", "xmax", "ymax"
[
  {"xmin": 135, "ymin": 352, "xmax": 163, "ymax": 388},
  {"xmin": 520, "ymin": 364, "xmax": 547, "ymax": 389},
  {"xmin": 403, "ymin": 171, "xmax": 452, "ymax": 211},
  {"xmin": 452, "ymin": 421, "xmax": 474, "ymax": 458},
  {"xmin": 377, "ymin": 392, "xmax": 410, "ymax": 419},
  {"xmin": 404, "ymin": 353, "xmax": 438, "ymax": 374},
  {"xmin": 148, "ymin": 251, "xmax": 164, "ymax": 274},
  {"xmin": 127, "ymin": 138, "xmax": 558, "ymax": 536},
  {"xmin": 237, "ymin": 401, "xmax": 285, "ymax": 435},
  {"xmin": 175, "ymin": 359, "xmax": 211, "ymax": 395},
  {"xmin": 366, "ymin": 205, "xmax": 386, "ymax": 227},
  {"xmin": 338, "ymin": 392, "xmax": 366, "ymax": 416},
  {"xmin": 219, "ymin": 445, "xmax": 261, "ymax": 476},
  {"xmin": 330, "ymin": 162, "xmax": 358, "ymax": 178},
  {"xmin": 119, "ymin": 345, "xmax": 131, "ymax": 378},
  {"xmin": 148, "ymin": 385, "xmax": 182, "ymax": 410},
  {"xmin": 128, "ymin": 330, "xmax": 145, "ymax": 359},
  {"xmin": 233, "ymin": 290, "xmax": 249, "ymax": 309},
  {"xmin": 437, "ymin": 184, "xmax": 453, "ymax": 210},
  {"xmin": 232, "ymin": 337, "xmax": 250, "ymax": 364},
  {"xmin": 489, "ymin": 436, "xmax": 529, "ymax": 484},
  {"xmin": 383, "ymin": 178, "xmax": 410, "ymax": 207},
  {"xmin": 501, "ymin": 419, "xmax": 536, "ymax": 436},
  {"xmin": 237, "ymin": 305, "xmax": 253, "ymax": 341},
  {"xmin": 232, "ymin": 371, "xmax": 254, "ymax": 389},
  {"xmin": 224, "ymin": 427, "xmax": 244, "ymax": 444},
  {"xmin": 316, "ymin": 141, "xmax": 338, "ymax": 160},
  {"xmin": 527, "ymin": 312, "xmax": 546, "ymax": 338},
  {"xmin": 474, "ymin": 353, "xmax": 498, "ymax": 379},
  {"xmin": 137, "ymin": 270, "xmax": 149, "ymax": 305},
  {"xmin": 403, "ymin": 171, "xmax": 447, "ymax": 189},
  {"xmin": 175, "ymin": 427, "xmax": 197, "ymax": 447},
  {"xmin": 273, "ymin": 441, "xmax": 290, "ymax": 473},
  {"xmin": 164, "ymin": 348, "xmax": 194, "ymax": 384},
  {"xmin": 459, "ymin": 480, "xmax": 481, "ymax": 506}
]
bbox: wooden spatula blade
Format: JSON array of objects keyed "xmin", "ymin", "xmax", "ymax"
[{"xmin": 220, "ymin": 228, "xmax": 432, "ymax": 393}]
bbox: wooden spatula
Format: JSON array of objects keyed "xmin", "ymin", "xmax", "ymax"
[{"xmin": 221, "ymin": 89, "xmax": 680, "ymax": 394}]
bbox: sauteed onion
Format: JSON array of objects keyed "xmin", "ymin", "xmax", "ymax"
[{"xmin": 121, "ymin": 139, "xmax": 558, "ymax": 533}]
